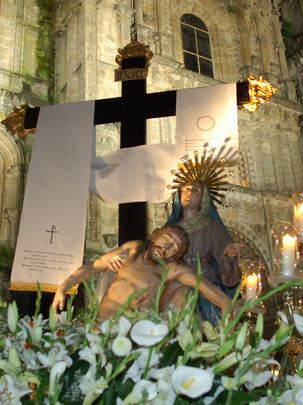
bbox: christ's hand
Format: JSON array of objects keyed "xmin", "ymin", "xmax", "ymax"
[
  {"xmin": 107, "ymin": 249, "xmax": 129, "ymax": 272},
  {"xmin": 52, "ymin": 288, "xmax": 66, "ymax": 313}
]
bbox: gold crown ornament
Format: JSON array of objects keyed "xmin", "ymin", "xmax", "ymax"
[
  {"xmin": 115, "ymin": 39, "xmax": 153, "ymax": 67},
  {"xmin": 168, "ymin": 139, "xmax": 237, "ymax": 206}
]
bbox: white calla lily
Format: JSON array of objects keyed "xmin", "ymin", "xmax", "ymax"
[
  {"xmin": 124, "ymin": 379, "xmax": 158, "ymax": 404},
  {"xmin": 48, "ymin": 360, "xmax": 68, "ymax": 397},
  {"xmin": 123, "ymin": 360, "xmax": 141, "ymax": 383},
  {"xmin": 112, "ymin": 336, "xmax": 132, "ymax": 356},
  {"xmin": 123, "ymin": 348, "xmax": 161, "ymax": 383},
  {"xmin": 245, "ymin": 369, "xmax": 273, "ymax": 390},
  {"xmin": 149, "ymin": 367, "xmax": 176, "ymax": 405},
  {"xmin": 79, "ymin": 364, "xmax": 97, "ymax": 395},
  {"xmin": 118, "ymin": 316, "xmax": 132, "ymax": 336},
  {"xmin": 172, "ymin": 365, "xmax": 214, "ymax": 398},
  {"xmin": 131, "ymin": 320, "xmax": 168, "ymax": 346},
  {"xmin": 154, "ymin": 379, "xmax": 176, "ymax": 405}
]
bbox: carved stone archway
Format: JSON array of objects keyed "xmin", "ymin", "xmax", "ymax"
[{"xmin": 0, "ymin": 127, "xmax": 23, "ymax": 247}]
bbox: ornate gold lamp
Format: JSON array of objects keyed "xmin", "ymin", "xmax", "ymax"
[
  {"xmin": 1, "ymin": 105, "xmax": 35, "ymax": 138},
  {"xmin": 239, "ymin": 75, "xmax": 278, "ymax": 112}
]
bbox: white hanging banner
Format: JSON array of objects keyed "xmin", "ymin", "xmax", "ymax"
[
  {"xmin": 89, "ymin": 84, "xmax": 238, "ymax": 204},
  {"xmin": 11, "ymin": 102, "xmax": 95, "ymax": 292},
  {"xmin": 176, "ymin": 83, "xmax": 238, "ymax": 156}
]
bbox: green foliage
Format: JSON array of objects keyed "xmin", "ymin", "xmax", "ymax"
[
  {"xmin": 35, "ymin": 0, "xmax": 55, "ymax": 101},
  {"xmin": 0, "ymin": 262, "xmax": 303, "ymax": 404},
  {"xmin": 0, "ymin": 244, "xmax": 14, "ymax": 269},
  {"xmin": 281, "ymin": 18, "xmax": 295, "ymax": 39},
  {"xmin": 158, "ymin": 341, "xmax": 183, "ymax": 367}
]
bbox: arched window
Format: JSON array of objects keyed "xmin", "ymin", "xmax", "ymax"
[{"xmin": 181, "ymin": 14, "xmax": 213, "ymax": 77}]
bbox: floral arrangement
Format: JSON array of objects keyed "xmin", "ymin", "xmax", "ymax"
[{"xmin": 0, "ymin": 267, "xmax": 303, "ymax": 405}]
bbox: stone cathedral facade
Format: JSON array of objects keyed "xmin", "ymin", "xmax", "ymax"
[{"xmin": 0, "ymin": 0, "xmax": 302, "ymax": 274}]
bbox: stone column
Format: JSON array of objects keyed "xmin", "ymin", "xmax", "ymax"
[
  {"xmin": 235, "ymin": 1, "xmax": 252, "ymax": 77},
  {"xmin": 155, "ymin": 0, "xmax": 173, "ymax": 57},
  {"xmin": 272, "ymin": 7, "xmax": 297, "ymax": 101},
  {"xmin": 134, "ymin": 0, "xmax": 143, "ymax": 24},
  {"xmin": 83, "ymin": 0, "xmax": 98, "ymax": 100},
  {"xmin": 115, "ymin": 0, "xmax": 133, "ymax": 47},
  {"xmin": 134, "ymin": 0, "xmax": 153, "ymax": 45},
  {"xmin": 252, "ymin": 9, "xmax": 272, "ymax": 75}
]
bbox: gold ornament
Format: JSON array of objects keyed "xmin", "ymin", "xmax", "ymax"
[
  {"xmin": 168, "ymin": 140, "xmax": 237, "ymax": 206},
  {"xmin": 115, "ymin": 39, "xmax": 153, "ymax": 67},
  {"xmin": 1, "ymin": 105, "xmax": 35, "ymax": 138},
  {"xmin": 241, "ymin": 75, "xmax": 278, "ymax": 112}
]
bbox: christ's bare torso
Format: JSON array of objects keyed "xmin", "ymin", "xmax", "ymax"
[{"xmin": 98, "ymin": 251, "xmax": 173, "ymax": 318}]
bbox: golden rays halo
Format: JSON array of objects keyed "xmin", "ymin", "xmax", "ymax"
[{"xmin": 168, "ymin": 138, "xmax": 237, "ymax": 207}]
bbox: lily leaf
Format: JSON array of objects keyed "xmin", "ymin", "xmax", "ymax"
[
  {"xmin": 216, "ymin": 389, "xmax": 260, "ymax": 405},
  {"xmin": 117, "ymin": 379, "xmax": 135, "ymax": 400},
  {"xmin": 218, "ymin": 337, "xmax": 235, "ymax": 358},
  {"xmin": 159, "ymin": 341, "xmax": 183, "ymax": 367}
]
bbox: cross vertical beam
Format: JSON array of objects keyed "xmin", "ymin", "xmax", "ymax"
[{"xmin": 119, "ymin": 56, "xmax": 147, "ymax": 244}]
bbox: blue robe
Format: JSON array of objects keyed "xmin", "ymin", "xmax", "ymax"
[{"xmin": 166, "ymin": 190, "xmax": 240, "ymax": 325}]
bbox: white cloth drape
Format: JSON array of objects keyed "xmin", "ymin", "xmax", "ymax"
[{"xmin": 11, "ymin": 102, "xmax": 95, "ymax": 291}]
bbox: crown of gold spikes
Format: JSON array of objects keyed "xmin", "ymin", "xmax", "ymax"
[{"xmin": 168, "ymin": 139, "xmax": 237, "ymax": 206}]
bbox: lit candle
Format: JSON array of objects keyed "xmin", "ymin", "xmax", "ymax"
[
  {"xmin": 246, "ymin": 273, "xmax": 258, "ymax": 300},
  {"xmin": 282, "ymin": 234, "xmax": 296, "ymax": 276},
  {"xmin": 294, "ymin": 203, "xmax": 303, "ymax": 242}
]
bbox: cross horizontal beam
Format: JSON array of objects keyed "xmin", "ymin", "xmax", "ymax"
[{"xmin": 24, "ymin": 82, "xmax": 249, "ymax": 129}]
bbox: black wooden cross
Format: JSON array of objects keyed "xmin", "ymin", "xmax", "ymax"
[{"xmin": 24, "ymin": 54, "xmax": 249, "ymax": 245}]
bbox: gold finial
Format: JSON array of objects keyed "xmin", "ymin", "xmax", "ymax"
[
  {"xmin": 1, "ymin": 105, "xmax": 35, "ymax": 138},
  {"xmin": 115, "ymin": 40, "xmax": 153, "ymax": 67},
  {"xmin": 241, "ymin": 75, "xmax": 278, "ymax": 112}
]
